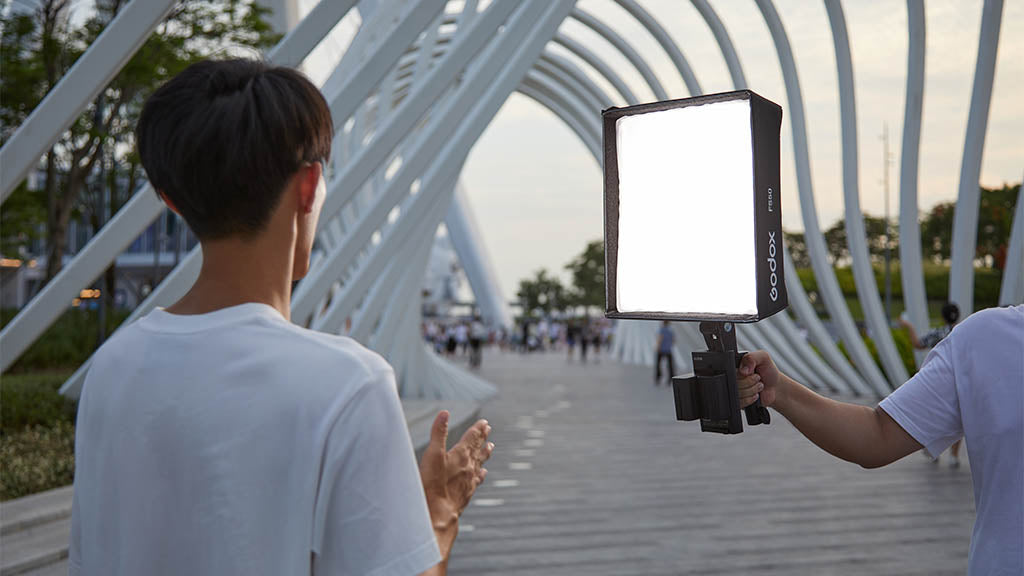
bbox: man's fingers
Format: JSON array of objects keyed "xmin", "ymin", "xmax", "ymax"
[
  {"xmin": 738, "ymin": 383, "xmax": 763, "ymax": 401},
  {"xmin": 429, "ymin": 410, "xmax": 450, "ymax": 452},
  {"xmin": 739, "ymin": 350, "xmax": 769, "ymax": 376},
  {"xmin": 458, "ymin": 419, "xmax": 489, "ymax": 452},
  {"xmin": 739, "ymin": 393, "xmax": 760, "ymax": 409}
]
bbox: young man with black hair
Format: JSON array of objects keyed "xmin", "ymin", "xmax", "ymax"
[
  {"xmin": 735, "ymin": 305, "xmax": 1023, "ymax": 574},
  {"xmin": 69, "ymin": 59, "xmax": 492, "ymax": 576}
]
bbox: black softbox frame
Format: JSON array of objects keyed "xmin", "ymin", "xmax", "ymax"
[{"xmin": 603, "ymin": 89, "xmax": 787, "ymax": 323}]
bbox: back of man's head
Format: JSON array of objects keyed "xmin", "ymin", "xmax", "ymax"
[
  {"xmin": 137, "ymin": 59, "xmax": 333, "ymax": 240},
  {"xmin": 942, "ymin": 302, "xmax": 960, "ymax": 325}
]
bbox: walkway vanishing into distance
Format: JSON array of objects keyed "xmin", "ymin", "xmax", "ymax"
[{"xmin": 450, "ymin": 350, "xmax": 975, "ymax": 575}]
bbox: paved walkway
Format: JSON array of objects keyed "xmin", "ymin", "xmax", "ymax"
[{"xmin": 449, "ymin": 350, "xmax": 975, "ymax": 575}]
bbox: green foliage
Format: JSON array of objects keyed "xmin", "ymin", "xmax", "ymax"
[
  {"xmin": 1, "ymin": 420, "xmax": 75, "ymax": 501},
  {"xmin": 977, "ymin": 183, "xmax": 1020, "ymax": 269},
  {"xmin": 888, "ymin": 328, "xmax": 917, "ymax": 376},
  {"xmin": 564, "ymin": 240, "xmax": 604, "ymax": 311},
  {"xmin": 794, "ymin": 182, "xmax": 1018, "ymax": 273},
  {"xmin": 823, "ymin": 219, "xmax": 848, "ymax": 265},
  {"xmin": 0, "ymin": 0, "xmax": 281, "ymax": 267},
  {"xmin": 919, "ymin": 183, "xmax": 1019, "ymax": 268},
  {"xmin": 516, "ymin": 269, "xmax": 568, "ymax": 318},
  {"xmin": 783, "ymin": 231, "xmax": 810, "ymax": 268},
  {"xmin": 0, "ymin": 185, "xmax": 46, "ymax": 255},
  {"xmin": 1, "ymin": 308, "xmax": 129, "ymax": 373},
  {"xmin": 793, "ymin": 264, "xmax": 1003, "ymax": 317},
  {"xmin": 0, "ymin": 371, "xmax": 75, "ymax": 433},
  {"xmin": 0, "ymin": 371, "xmax": 76, "ymax": 501},
  {"xmin": 920, "ymin": 201, "xmax": 954, "ymax": 263}
]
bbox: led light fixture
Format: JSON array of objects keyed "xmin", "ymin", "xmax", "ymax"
[
  {"xmin": 604, "ymin": 90, "xmax": 786, "ymax": 322},
  {"xmin": 602, "ymin": 90, "xmax": 786, "ymax": 434}
]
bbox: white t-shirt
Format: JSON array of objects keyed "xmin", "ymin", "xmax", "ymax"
[
  {"xmin": 879, "ymin": 305, "xmax": 1023, "ymax": 575},
  {"xmin": 69, "ymin": 303, "xmax": 440, "ymax": 576}
]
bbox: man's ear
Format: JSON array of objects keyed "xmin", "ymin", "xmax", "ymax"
[
  {"xmin": 158, "ymin": 191, "xmax": 181, "ymax": 216},
  {"xmin": 297, "ymin": 162, "xmax": 323, "ymax": 214}
]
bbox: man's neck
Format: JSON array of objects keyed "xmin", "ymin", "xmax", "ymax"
[{"xmin": 166, "ymin": 236, "xmax": 295, "ymax": 321}]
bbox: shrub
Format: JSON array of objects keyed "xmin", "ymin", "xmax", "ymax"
[
  {"xmin": 1, "ymin": 371, "xmax": 76, "ymax": 434},
  {"xmin": 795, "ymin": 265, "xmax": 1003, "ymax": 315},
  {"xmin": 0, "ymin": 420, "xmax": 75, "ymax": 501},
  {"xmin": 0, "ymin": 371, "xmax": 77, "ymax": 500},
  {"xmin": 0, "ymin": 308, "xmax": 129, "ymax": 373}
]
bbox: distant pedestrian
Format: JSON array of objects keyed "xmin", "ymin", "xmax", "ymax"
[
  {"xmin": 654, "ymin": 321, "xmax": 675, "ymax": 385},
  {"xmin": 566, "ymin": 322, "xmax": 577, "ymax": 361},
  {"xmin": 900, "ymin": 302, "xmax": 962, "ymax": 467},
  {"xmin": 469, "ymin": 317, "xmax": 486, "ymax": 368},
  {"xmin": 445, "ymin": 325, "xmax": 457, "ymax": 357},
  {"xmin": 456, "ymin": 323, "xmax": 469, "ymax": 356},
  {"xmin": 580, "ymin": 323, "xmax": 590, "ymax": 363}
]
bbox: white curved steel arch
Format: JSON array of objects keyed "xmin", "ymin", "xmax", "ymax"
[
  {"xmin": 570, "ymin": 6, "xmax": 669, "ymax": 101},
  {"xmin": 752, "ymin": 0, "xmax": 889, "ymax": 396},
  {"xmin": 0, "ymin": 0, "xmax": 1017, "ymax": 406},
  {"xmin": 949, "ymin": 0, "xmax": 1004, "ymax": 317},
  {"xmin": 823, "ymin": 0, "xmax": 909, "ymax": 386},
  {"xmin": 899, "ymin": 0, "xmax": 929, "ymax": 367},
  {"xmin": 523, "ymin": 26, "xmax": 831, "ymax": 390},
  {"xmin": 613, "ymin": 0, "xmax": 701, "ymax": 97},
  {"xmin": 552, "ymin": 32, "xmax": 637, "ymax": 104}
]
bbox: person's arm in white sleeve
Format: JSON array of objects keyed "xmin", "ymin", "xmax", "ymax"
[
  {"xmin": 734, "ymin": 351, "xmax": 936, "ymax": 469},
  {"xmin": 312, "ymin": 371, "xmax": 441, "ymax": 576},
  {"xmin": 312, "ymin": 370, "xmax": 494, "ymax": 576}
]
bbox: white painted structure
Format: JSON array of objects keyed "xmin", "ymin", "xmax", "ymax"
[{"xmin": 0, "ymin": 0, "xmax": 1019, "ymax": 401}]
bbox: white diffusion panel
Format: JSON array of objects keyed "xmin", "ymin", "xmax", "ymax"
[{"xmin": 615, "ymin": 99, "xmax": 757, "ymax": 317}]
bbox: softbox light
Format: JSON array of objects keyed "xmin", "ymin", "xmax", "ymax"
[{"xmin": 603, "ymin": 90, "xmax": 786, "ymax": 323}]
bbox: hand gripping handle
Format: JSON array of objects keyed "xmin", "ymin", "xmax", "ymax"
[{"xmin": 735, "ymin": 352, "xmax": 770, "ymax": 426}]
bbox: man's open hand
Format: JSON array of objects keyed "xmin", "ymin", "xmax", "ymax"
[{"xmin": 419, "ymin": 411, "xmax": 493, "ymax": 560}]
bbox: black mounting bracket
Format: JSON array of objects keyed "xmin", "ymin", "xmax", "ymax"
[{"xmin": 671, "ymin": 321, "xmax": 771, "ymax": 434}]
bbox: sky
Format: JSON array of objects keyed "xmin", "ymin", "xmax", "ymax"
[{"xmin": 457, "ymin": 0, "xmax": 1023, "ymax": 299}]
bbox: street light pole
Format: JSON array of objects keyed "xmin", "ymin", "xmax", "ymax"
[{"xmin": 882, "ymin": 122, "xmax": 892, "ymax": 323}]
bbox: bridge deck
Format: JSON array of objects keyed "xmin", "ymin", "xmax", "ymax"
[{"xmin": 449, "ymin": 350, "xmax": 975, "ymax": 575}]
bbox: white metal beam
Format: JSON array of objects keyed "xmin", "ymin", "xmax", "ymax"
[
  {"xmin": 753, "ymin": 0, "xmax": 889, "ymax": 396},
  {"xmin": 898, "ymin": 0, "xmax": 930, "ymax": 367},
  {"xmin": 824, "ymin": 0, "xmax": 909, "ymax": 386},
  {"xmin": 949, "ymin": 0, "xmax": 1004, "ymax": 316}
]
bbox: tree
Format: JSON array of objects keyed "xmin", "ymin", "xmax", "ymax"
[
  {"xmin": 564, "ymin": 239, "xmax": 604, "ymax": 315},
  {"xmin": 862, "ymin": 215, "xmax": 898, "ymax": 264},
  {"xmin": 823, "ymin": 219, "xmax": 848, "ymax": 266},
  {"xmin": 918, "ymin": 183, "xmax": 1018, "ymax": 268},
  {"xmin": 919, "ymin": 201, "xmax": 954, "ymax": 264},
  {"xmin": 0, "ymin": 0, "xmax": 280, "ymax": 284},
  {"xmin": 516, "ymin": 269, "xmax": 567, "ymax": 318},
  {"xmin": 976, "ymin": 183, "xmax": 1019, "ymax": 270},
  {"xmin": 783, "ymin": 230, "xmax": 810, "ymax": 268}
]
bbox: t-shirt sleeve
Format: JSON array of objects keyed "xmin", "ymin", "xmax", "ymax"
[
  {"xmin": 312, "ymin": 370, "xmax": 441, "ymax": 576},
  {"xmin": 878, "ymin": 336, "xmax": 964, "ymax": 459}
]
